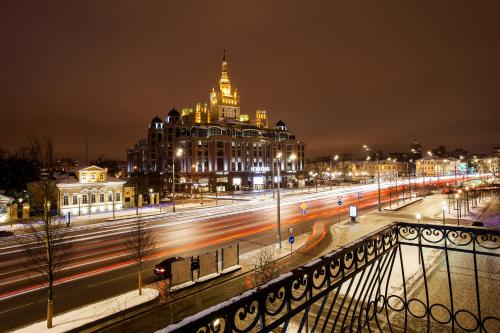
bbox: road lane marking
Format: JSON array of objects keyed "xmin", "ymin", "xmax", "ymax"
[
  {"xmin": 87, "ymin": 272, "xmax": 138, "ymax": 288},
  {"xmin": 0, "ymin": 301, "xmax": 35, "ymax": 314}
]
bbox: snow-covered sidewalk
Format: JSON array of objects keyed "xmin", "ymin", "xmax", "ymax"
[
  {"xmin": 13, "ymin": 288, "xmax": 159, "ymax": 333},
  {"xmin": 383, "ymin": 197, "xmax": 423, "ymax": 211}
]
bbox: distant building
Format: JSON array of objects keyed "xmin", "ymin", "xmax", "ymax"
[
  {"xmin": 255, "ymin": 110, "xmax": 268, "ymax": 129},
  {"xmin": 28, "ymin": 166, "xmax": 129, "ymax": 215},
  {"xmin": 127, "ymin": 53, "xmax": 306, "ymax": 191},
  {"xmin": 0, "ymin": 194, "xmax": 14, "ymax": 223},
  {"xmin": 342, "ymin": 160, "xmax": 408, "ymax": 179},
  {"xmin": 492, "ymin": 146, "xmax": 500, "ymax": 157},
  {"xmin": 415, "ymin": 156, "xmax": 461, "ymax": 176},
  {"xmin": 469, "ymin": 157, "xmax": 499, "ymax": 175}
]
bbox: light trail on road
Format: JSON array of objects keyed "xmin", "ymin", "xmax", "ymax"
[{"xmin": 0, "ymin": 175, "xmax": 474, "ymax": 331}]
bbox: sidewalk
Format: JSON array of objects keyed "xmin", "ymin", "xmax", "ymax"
[
  {"xmin": 383, "ymin": 197, "xmax": 423, "ymax": 211},
  {"xmin": 239, "ymin": 232, "xmax": 310, "ymax": 270},
  {"xmin": 329, "ymin": 193, "xmax": 499, "ymax": 250},
  {"xmin": 13, "ymin": 288, "xmax": 159, "ymax": 333}
]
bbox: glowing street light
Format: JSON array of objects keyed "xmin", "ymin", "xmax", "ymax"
[
  {"xmin": 275, "ymin": 152, "xmax": 296, "ymax": 249},
  {"xmin": 441, "ymin": 200, "xmax": 447, "ymax": 224},
  {"xmin": 363, "ymin": 145, "xmax": 381, "ymax": 211},
  {"xmin": 172, "ymin": 147, "xmax": 183, "ymax": 213}
]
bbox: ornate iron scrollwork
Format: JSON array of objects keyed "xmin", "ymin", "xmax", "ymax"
[{"xmin": 164, "ymin": 222, "xmax": 500, "ymax": 333}]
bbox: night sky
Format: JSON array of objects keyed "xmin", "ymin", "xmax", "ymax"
[{"xmin": 1, "ymin": 1, "xmax": 499, "ymax": 161}]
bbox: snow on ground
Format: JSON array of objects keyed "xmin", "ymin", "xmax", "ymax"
[
  {"xmin": 239, "ymin": 232, "xmax": 310, "ymax": 270},
  {"xmin": 13, "ymin": 288, "xmax": 159, "ymax": 333}
]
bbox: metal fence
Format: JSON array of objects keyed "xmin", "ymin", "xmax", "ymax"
[{"xmin": 164, "ymin": 222, "xmax": 500, "ymax": 333}]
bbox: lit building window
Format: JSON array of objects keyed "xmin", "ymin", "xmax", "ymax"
[
  {"xmin": 72, "ymin": 194, "xmax": 78, "ymax": 205},
  {"xmin": 115, "ymin": 192, "xmax": 121, "ymax": 201},
  {"xmin": 91, "ymin": 194, "xmax": 96, "ymax": 203},
  {"xmin": 108, "ymin": 192, "xmax": 113, "ymax": 202},
  {"xmin": 82, "ymin": 194, "xmax": 88, "ymax": 204},
  {"xmin": 100, "ymin": 193, "xmax": 105, "ymax": 202},
  {"xmin": 63, "ymin": 194, "xmax": 69, "ymax": 206}
]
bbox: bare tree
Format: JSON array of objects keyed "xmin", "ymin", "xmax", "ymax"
[
  {"xmin": 251, "ymin": 247, "xmax": 280, "ymax": 286},
  {"xmin": 21, "ymin": 179, "xmax": 72, "ymax": 328},
  {"xmin": 124, "ymin": 217, "xmax": 156, "ymax": 295}
]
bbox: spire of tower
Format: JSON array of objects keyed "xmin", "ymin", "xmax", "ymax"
[{"xmin": 220, "ymin": 50, "xmax": 231, "ymax": 96}]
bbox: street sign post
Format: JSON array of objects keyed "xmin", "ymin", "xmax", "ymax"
[
  {"xmin": 337, "ymin": 199, "xmax": 343, "ymax": 224},
  {"xmin": 288, "ymin": 230, "xmax": 295, "ymax": 269},
  {"xmin": 299, "ymin": 202, "xmax": 308, "ymax": 216},
  {"xmin": 357, "ymin": 192, "xmax": 362, "ymax": 217}
]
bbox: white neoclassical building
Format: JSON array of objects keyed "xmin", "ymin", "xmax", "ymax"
[{"xmin": 56, "ymin": 166, "xmax": 126, "ymax": 216}]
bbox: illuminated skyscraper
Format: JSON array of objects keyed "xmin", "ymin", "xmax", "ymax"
[{"xmin": 210, "ymin": 50, "xmax": 240, "ymax": 121}]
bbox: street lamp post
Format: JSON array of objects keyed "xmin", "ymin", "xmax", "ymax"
[
  {"xmin": 275, "ymin": 152, "xmax": 296, "ymax": 249},
  {"xmin": 271, "ymin": 153, "xmax": 275, "ymax": 199},
  {"xmin": 465, "ymin": 186, "xmax": 470, "ymax": 213},
  {"xmin": 363, "ymin": 145, "xmax": 381, "ymax": 212},
  {"xmin": 276, "ymin": 152, "xmax": 282, "ymax": 248},
  {"xmin": 441, "ymin": 201, "xmax": 446, "ymax": 225},
  {"xmin": 172, "ymin": 148, "xmax": 183, "ymax": 213},
  {"xmin": 455, "ymin": 193, "xmax": 460, "ymax": 225}
]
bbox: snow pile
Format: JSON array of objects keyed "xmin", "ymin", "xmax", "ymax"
[{"xmin": 14, "ymin": 288, "xmax": 159, "ymax": 333}]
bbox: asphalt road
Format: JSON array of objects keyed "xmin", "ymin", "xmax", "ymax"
[{"xmin": 0, "ymin": 177, "xmax": 451, "ymax": 331}]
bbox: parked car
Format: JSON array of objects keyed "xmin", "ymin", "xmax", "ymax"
[{"xmin": 154, "ymin": 256, "xmax": 183, "ymax": 278}]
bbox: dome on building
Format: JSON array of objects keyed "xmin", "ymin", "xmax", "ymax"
[
  {"xmin": 168, "ymin": 108, "xmax": 180, "ymax": 117},
  {"xmin": 151, "ymin": 116, "xmax": 162, "ymax": 124},
  {"xmin": 276, "ymin": 120, "xmax": 286, "ymax": 130},
  {"xmin": 166, "ymin": 108, "xmax": 180, "ymax": 124}
]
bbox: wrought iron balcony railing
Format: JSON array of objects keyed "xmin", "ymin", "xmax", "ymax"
[{"xmin": 162, "ymin": 222, "xmax": 500, "ymax": 333}]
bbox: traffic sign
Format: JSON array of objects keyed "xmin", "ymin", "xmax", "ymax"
[
  {"xmin": 357, "ymin": 192, "xmax": 362, "ymax": 199},
  {"xmin": 338, "ymin": 200, "xmax": 343, "ymax": 206},
  {"xmin": 301, "ymin": 209, "xmax": 307, "ymax": 216},
  {"xmin": 288, "ymin": 236, "xmax": 295, "ymax": 244},
  {"xmin": 300, "ymin": 202, "xmax": 308, "ymax": 210},
  {"xmin": 288, "ymin": 226, "xmax": 294, "ymax": 235}
]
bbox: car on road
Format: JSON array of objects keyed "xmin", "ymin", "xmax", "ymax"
[{"xmin": 154, "ymin": 256, "xmax": 183, "ymax": 278}]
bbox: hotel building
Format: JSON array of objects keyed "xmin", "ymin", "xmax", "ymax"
[{"xmin": 127, "ymin": 53, "xmax": 305, "ymax": 191}]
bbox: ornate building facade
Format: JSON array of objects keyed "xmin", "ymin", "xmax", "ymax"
[{"xmin": 127, "ymin": 53, "xmax": 306, "ymax": 192}]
